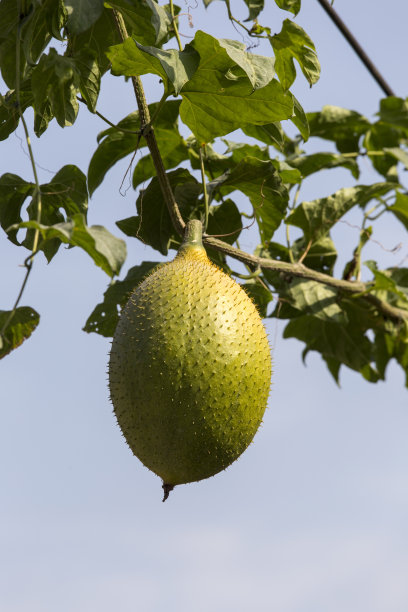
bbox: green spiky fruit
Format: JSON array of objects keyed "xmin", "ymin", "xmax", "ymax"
[{"xmin": 109, "ymin": 220, "xmax": 271, "ymax": 491}]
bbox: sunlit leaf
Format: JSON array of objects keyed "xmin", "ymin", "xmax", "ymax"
[
  {"xmin": 180, "ymin": 31, "xmax": 293, "ymax": 142},
  {"xmin": 108, "ymin": 37, "xmax": 200, "ymax": 94},
  {"xmin": 287, "ymin": 152, "xmax": 359, "ymax": 179},
  {"xmin": 9, "ymin": 214, "xmax": 126, "ymax": 277},
  {"xmin": 274, "ymin": 0, "xmax": 301, "ymax": 15},
  {"xmin": 270, "ymin": 19, "xmax": 320, "ymax": 89},
  {"xmin": 307, "ymin": 105, "xmax": 371, "ymax": 153}
]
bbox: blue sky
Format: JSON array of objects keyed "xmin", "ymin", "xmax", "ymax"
[{"xmin": 1, "ymin": 1, "xmax": 408, "ymax": 611}]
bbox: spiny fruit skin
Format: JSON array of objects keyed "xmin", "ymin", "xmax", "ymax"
[{"xmin": 109, "ymin": 220, "xmax": 272, "ymax": 487}]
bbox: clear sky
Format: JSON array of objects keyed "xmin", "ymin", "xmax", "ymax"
[{"xmin": 1, "ymin": 1, "xmax": 408, "ymax": 611}]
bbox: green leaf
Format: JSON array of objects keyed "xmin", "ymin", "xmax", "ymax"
[
  {"xmin": 0, "ymin": 84, "xmax": 33, "ymax": 140},
  {"xmin": 10, "ymin": 214, "xmax": 126, "ymax": 277},
  {"xmin": 218, "ymin": 38, "xmax": 275, "ymax": 90},
  {"xmin": 307, "ymin": 105, "xmax": 371, "ymax": 153},
  {"xmin": 33, "ymin": 98, "xmax": 54, "ymax": 137},
  {"xmin": 363, "ymin": 123, "xmax": 401, "ymax": 179},
  {"xmin": 20, "ymin": 5, "xmax": 50, "ymax": 66},
  {"xmin": 108, "ymin": 0, "xmax": 173, "ymax": 47},
  {"xmin": 83, "ymin": 261, "xmax": 159, "ymax": 337},
  {"xmin": 287, "ymin": 152, "xmax": 360, "ymax": 179},
  {"xmin": 180, "ymin": 31, "xmax": 293, "ymax": 142},
  {"xmin": 243, "ymin": 0, "xmax": 265, "ymax": 20},
  {"xmin": 384, "ymin": 147, "xmax": 408, "ymax": 171},
  {"xmin": 285, "ymin": 278, "xmax": 346, "ymax": 322},
  {"xmin": 365, "ymin": 261, "xmax": 408, "ymax": 308},
  {"xmin": 287, "ymin": 183, "xmax": 395, "ymax": 244},
  {"xmin": 117, "ymin": 169, "xmax": 201, "ymax": 255},
  {"xmin": 72, "ymin": 46, "xmax": 101, "ymax": 112},
  {"xmin": 31, "ymin": 48, "xmax": 80, "ymax": 127},
  {"xmin": 68, "ymin": 7, "xmax": 121, "ymax": 76},
  {"xmin": 107, "ymin": 37, "xmax": 200, "ymax": 94},
  {"xmin": 241, "ymin": 121, "xmax": 284, "ymax": 149},
  {"xmin": 223, "ymin": 140, "xmax": 270, "ymax": 164},
  {"xmin": 0, "ymin": 0, "xmax": 63, "ymax": 88},
  {"xmin": 283, "ymin": 314, "xmax": 379, "ymax": 381},
  {"xmin": 0, "ymin": 166, "xmax": 88, "ymax": 261},
  {"xmin": 0, "ymin": 0, "xmax": 18, "ymax": 41},
  {"xmin": 270, "ymin": 19, "xmax": 320, "ymax": 89},
  {"xmin": 0, "ymin": 307, "xmax": 40, "ymax": 359},
  {"xmin": 374, "ymin": 326, "xmax": 408, "ymax": 386},
  {"xmin": 209, "ymin": 156, "xmax": 289, "ymax": 242},
  {"xmin": 207, "ymin": 199, "xmax": 243, "ymax": 245},
  {"xmin": 88, "ymin": 100, "xmax": 183, "ymax": 195},
  {"xmin": 88, "ymin": 113, "xmax": 142, "ymax": 196},
  {"xmin": 241, "ymin": 280, "xmax": 272, "ymax": 317},
  {"xmin": 31, "ymin": 165, "xmax": 88, "ymax": 261},
  {"xmin": 290, "ymin": 94, "xmax": 309, "ymax": 140},
  {"xmin": 64, "ymin": 0, "xmax": 103, "ymax": 35},
  {"xmin": 378, "ymin": 96, "xmax": 408, "ymax": 134},
  {"xmin": 388, "ymin": 191, "xmax": 408, "ymax": 230},
  {"xmin": 292, "ymin": 235, "xmax": 337, "ymax": 275},
  {"xmin": 0, "ymin": 173, "xmax": 34, "ymax": 244},
  {"xmin": 108, "ymin": 31, "xmax": 292, "ymax": 143},
  {"xmin": 274, "ymin": 0, "xmax": 301, "ymax": 15}
]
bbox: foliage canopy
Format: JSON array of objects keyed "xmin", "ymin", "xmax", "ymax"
[{"xmin": 1, "ymin": 0, "xmax": 408, "ymax": 386}]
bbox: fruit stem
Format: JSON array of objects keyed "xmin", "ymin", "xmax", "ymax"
[
  {"xmin": 180, "ymin": 219, "xmax": 203, "ymax": 249},
  {"xmin": 162, "ymin": 483, "xmax": 174, "ymax": 502}
]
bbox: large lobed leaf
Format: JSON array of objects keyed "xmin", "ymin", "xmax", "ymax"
[{"xmin": 108, "ymin": 30, "xmax": 294, "ymax": 143}]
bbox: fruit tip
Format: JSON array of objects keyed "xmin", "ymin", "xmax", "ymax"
[{"xmin": 162, "ymin": 483, "xmax": 174, "ymax": 502}]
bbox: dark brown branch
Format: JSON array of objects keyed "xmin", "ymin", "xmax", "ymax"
[
  {"xmin": 111, "ymin": 9, "xmax": 185, "ymax": 236},
  {"xmin": 316, "ymin": 0, "xmax": 395, "ymax": 97}
]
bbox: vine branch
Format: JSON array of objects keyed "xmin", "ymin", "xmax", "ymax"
[{"xmin": 202, "ymin": 235, "xmax": 408, "ymax": 323}]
